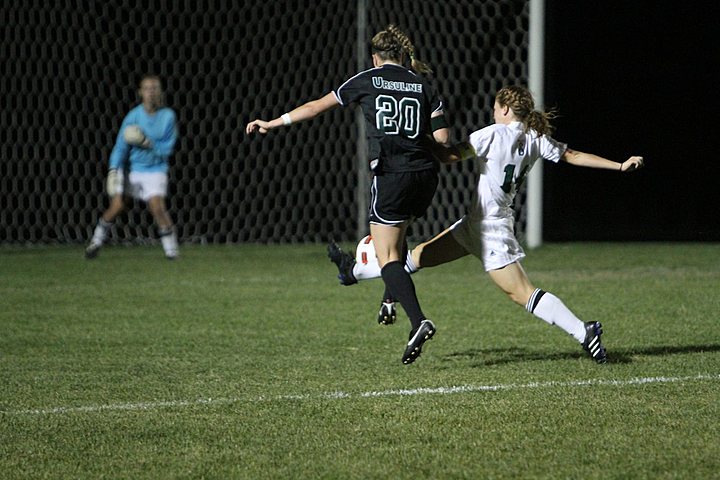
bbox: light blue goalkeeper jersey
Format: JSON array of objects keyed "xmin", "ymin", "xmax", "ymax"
[{"xmin": 109, "ymin": 105, "xmax": 178, "ymax": 173}]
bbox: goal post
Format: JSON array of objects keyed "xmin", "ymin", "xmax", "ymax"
[
  {"xmin": 526, "ymin": 0, "xmax": 545, "ymax": 248},
  {"xmin": 356, "ymin": 0, "xmax": 369, "ymax": 240}
]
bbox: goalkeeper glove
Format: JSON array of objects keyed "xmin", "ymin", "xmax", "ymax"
[
  {"xmin": 106, "ymin": 169, "xmax": 120, "ymax": 197},
  {"xmin": 123, "ymin": 125, "xmax": 151, "ymax": 148}
]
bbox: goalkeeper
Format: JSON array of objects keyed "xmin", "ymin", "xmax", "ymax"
[
  {"xmin": 86, "ymin": 75, "xmax": 179, "ymax": 259},
  {"xmin": 329, "ymin": 86, "xmax": 645, "ymax": 364}
]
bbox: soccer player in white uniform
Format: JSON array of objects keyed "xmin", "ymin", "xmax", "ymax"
[
  {"xmin": 329, "ymin": 86, "xmax": 644, "ymax": 363},
  {"xmin": 86, "ymin": 75, "xmax": 179, "ymax": 259}
]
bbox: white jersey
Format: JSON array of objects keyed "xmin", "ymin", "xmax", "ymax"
[{"xmin": 467, "ymin": 121, "xmax": 567, "ymax": 221}]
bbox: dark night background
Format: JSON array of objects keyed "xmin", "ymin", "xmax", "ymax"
[{"xmin": 544, "ymin": 0, "xmax": 719, "ymax": 241}]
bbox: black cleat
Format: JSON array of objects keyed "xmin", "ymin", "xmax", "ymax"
[
  {"xmin": 377, "ymin": 301, "xmax": 397, "ymax": 325},
  {"xmin": 327, "ymin": 240, "xmax": 357, "ymax": 286},
  {"xmin": 582, "ymin": 321, "xmax": 607, "ymax": 364},
  {"xmin": 84, "ymin": 243, "xmax": 101, "ymax": 259},
  {"xmin": 402, "ymin": 319, "xmax": 436, "ymax": 365}
]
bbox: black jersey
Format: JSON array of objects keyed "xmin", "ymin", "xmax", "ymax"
[{"xmin": 333, "ymin": 63, "xmax": 444, "ymax": 173}]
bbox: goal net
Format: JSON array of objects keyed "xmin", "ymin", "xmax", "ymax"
[{"xmin": 0, "ymin": 0, "xmax": 531, "ymax": 245}]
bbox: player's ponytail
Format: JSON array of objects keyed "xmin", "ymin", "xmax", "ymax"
[
  {"xmin": 526, "ymin": 109, "xmax": 555, "ymax": 137},
  {"xmin": 371, "ymin": 24, "xmax": 432, "ymax": 74},
  {"xmin": 387, "ymin": 24, "xmax": 432, "ymax": 74},
  {"xmin": 496, "ymin": 86, "xmax": 555, "ymax": 136}
]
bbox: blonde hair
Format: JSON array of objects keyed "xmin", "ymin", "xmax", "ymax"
[
  {"xmin": 371, "ymin": 24, "xmax": 432, "ymax": 74},
  {"xmin": 495, "ymin": 86, "xmax": 556, "ymax": 136}
]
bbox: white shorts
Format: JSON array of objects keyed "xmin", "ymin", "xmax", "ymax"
[
  {"xmin": 450, "ymin": 215, "xmax": 525, "ymax": 271},
  {"xmin": 117, "ymin": 171, "xmax": 168, "ymax": 202}
]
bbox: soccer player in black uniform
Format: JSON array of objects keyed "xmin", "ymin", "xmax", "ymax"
[{"xmin": 246, "ymin": 25, "xmax": 472, "ymax": 364}]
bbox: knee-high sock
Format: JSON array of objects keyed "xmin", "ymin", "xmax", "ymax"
[
  {"xmin": 380, "ymin": 249, "xmax": 418, "ymax": 303},
  {"xmin": 526, "ymin": 289, "xmax": 586, "ymax": 342},
  {"xmin": 381, "ymin": 261, "xmax": 424, "ymax": 329}
]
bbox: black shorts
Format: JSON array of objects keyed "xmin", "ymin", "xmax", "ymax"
[{"xmin": 368, "ymin": 169, "xmax": 439, "ymax": 225}]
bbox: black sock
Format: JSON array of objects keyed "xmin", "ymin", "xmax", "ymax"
[
  {"xmin": 382, "ymin": 241, "xmax": 408, "ymax": 304},
  {"xmin": 382, "ymin": 286, "xmax": 395, "ymax": 303},
  {"xmin": 381, "ymin": 260, "xmax": 424, "ymax": 329}
]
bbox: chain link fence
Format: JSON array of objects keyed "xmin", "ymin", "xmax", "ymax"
[{"xmin": 1, "ymin": 0, "xmax": 530, "ymax": 245}]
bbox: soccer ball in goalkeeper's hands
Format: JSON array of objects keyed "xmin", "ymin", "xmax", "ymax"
[{"xmin": 123, "ymin": 125, "xmax": 146, "ymax": 146}]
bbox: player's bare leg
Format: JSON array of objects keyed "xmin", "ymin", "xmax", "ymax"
[
  {"xmin": 103, "ymin": 194, "xmax": 128, "ymax": 223},
  {"xmin": 487, "ymin": 261, "xmax": 536, "ymax": 306},
  {"xmin": 411, "ymin": 226, "xmax": 470, "ymax": 268}
]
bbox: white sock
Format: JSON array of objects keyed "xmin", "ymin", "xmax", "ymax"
[
  {"xmin": 159, "ymin": 226, "xmax": 179, "ymax": 258},
  {"xmin": 405, "ymin": 251, "xmax": 418, "ymax": 273},
  {"xmin": 527, "ymin": 289, "xmax": 586, "ymax": 342},
  {"xmin": 90, "ymin": 218, "xmax": 112, "ymax": 246},
  {"xmin": 353, "ymin": 257, "xmax": 382, "ymax": 280}
]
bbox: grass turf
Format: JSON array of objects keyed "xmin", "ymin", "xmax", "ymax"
[{"xmin": 1, "ymin": 242, "xmax": 719, "ymax": 479}]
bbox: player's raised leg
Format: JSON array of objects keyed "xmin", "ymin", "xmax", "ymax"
[
  {"xmin": 327, "ymin": 239, "xmax": 358, "ymax": 285},
  {"xmin": 410, "ymin": 226, "xmax": 470, "ymax": 268},
  {"xmin": 327, "ymin": 238, "xmax": 397, "ymax": 325}
]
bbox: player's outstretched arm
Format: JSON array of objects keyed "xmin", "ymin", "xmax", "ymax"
[
  {"xmin": 428, "ymin": 139, "xmax": 476, "ymax": 165},
  {"xmin": 246, "ymin": 93, "xmax": 340, "ymax": 135},
  {"xmin": 562, "ymin": 148, "xmax": 644, "ymax": 172},
  {"xmin": 618, "ymin": 156, "xmax": 644, "ymax": 172}
]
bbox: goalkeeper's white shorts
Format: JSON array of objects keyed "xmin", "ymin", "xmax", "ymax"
[
  {"xmin": 450, "ymin": 215, "xmax": 525, "ymax": 271},
  {"xmin": 116, "ymin": 171, "xmax": 168, "ymax": 201}
]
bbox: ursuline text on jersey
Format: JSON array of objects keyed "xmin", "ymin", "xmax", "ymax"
[{"xmin": 372, "ymin": 77, "xmax": 423, "ymax": 93}]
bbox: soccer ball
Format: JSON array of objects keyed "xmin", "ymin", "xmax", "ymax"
[
  {"xmin": 123, "ymin": 125, "xmax": 145, "ymax": 145},
  {"xmin": 355, "ymin": 235, "xmax": 376, "ymax": 265}
]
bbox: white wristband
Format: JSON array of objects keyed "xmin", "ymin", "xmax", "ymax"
[{"xmin": 281, "ymin": 113, "xmax": 292, "ymax": 126}]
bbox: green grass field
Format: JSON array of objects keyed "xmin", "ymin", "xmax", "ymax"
[{"xmin": 1, "ymin": 242, "xmax": 719, "ymax": 479}]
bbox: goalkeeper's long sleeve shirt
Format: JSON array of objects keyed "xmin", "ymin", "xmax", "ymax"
[{"xmin": 109, "ymin": 105, "xmax": 178, "ymax": 173}]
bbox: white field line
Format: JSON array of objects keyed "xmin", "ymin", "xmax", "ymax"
[{"xmin": 4, "ymin": 373, "xmax": 719, "ymax": 416}]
